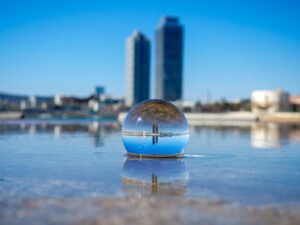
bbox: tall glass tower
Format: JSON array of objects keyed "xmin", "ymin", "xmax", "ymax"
[
  {"xmin": 155, "ymin": 17, "xmax": 184, "ymax": 101},
  {"xmin": 125, "ymin": 31, "xmax": 150, "ymax": 107}
]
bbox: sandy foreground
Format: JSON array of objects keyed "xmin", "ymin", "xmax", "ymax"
[{"xmin": 1, "ymin": 197, "xmax": 300, "ymax": 225}]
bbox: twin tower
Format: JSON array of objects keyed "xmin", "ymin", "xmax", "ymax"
[{"xmin": 125, "ymin": 17, "xmax": 184, "ymax": 106}]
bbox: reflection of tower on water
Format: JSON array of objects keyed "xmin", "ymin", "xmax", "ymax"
[
  {"xmin": 152, "ymin": 124, "xmax": 159, "ymax": 145},
  {"xmin": 121, "ymin": 158, "xmax": 189, "ymax": 196}
]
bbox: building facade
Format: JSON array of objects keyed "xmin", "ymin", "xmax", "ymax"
[
  {"xmin": 125, "ymin": 31, "xmax": 150, "ymax": 107},
  {"xmin": 155, "ymin": 17, "xmax": 184, "ymax": 101},
  {"xmin": 251, "ymin": 90, "xmax": 290, "ymax": 113}
]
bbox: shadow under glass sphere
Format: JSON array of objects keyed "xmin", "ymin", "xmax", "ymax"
[{"xmin": 122, "ymin": 99, "xmax": 189, "ymax": 157}]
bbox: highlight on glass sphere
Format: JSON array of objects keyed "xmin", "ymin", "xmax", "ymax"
[{"xmin": 122, "ymin": 99, "xmax": 189, "ymax": 157}]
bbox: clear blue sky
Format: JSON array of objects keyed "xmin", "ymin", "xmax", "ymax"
[{"xmin": 0, "ymin": 0, "xmax": 299, "ymax": 102}]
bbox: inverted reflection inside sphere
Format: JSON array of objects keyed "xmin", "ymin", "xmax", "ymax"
[{"xmin": 122, "ymin": 99, "xmax": 189, "ymax": 157}]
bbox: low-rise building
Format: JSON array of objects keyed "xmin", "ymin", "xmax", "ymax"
[
  {"xmin": 290, "ymin": 96, "xmax": 300, "ymax": 112},
  {"xmin": 251, "ymin": 90, "xmax": 290, "ymax": 113}
]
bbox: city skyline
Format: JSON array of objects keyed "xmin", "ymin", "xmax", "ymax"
[{"xmin": 0, "ymin": 0, "xmax": 300, "ymax": 102}]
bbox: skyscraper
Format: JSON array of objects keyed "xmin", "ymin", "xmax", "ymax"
[
  {"xmin": 155, "ymin": 17, "xmax": 184, "ymax": 101},
  {"xmin": 125, "ymin": 31, "xmax": 150, "ymax": 107}
]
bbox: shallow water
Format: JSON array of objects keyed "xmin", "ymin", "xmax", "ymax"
[{"xmin": 0, "ymin": 120, "xmax": 300, "ymax": 206}]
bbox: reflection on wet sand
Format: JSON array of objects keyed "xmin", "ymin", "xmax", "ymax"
[
  {"xmin": 251, "ymin": 123, "xmax": 290, "ymax": 148},
  {"xmin": 190, "ymin": 122, "xmax": 300, "ymax": 149},
  {"xmin": 121, "ymin": 158, "xmax": 189, "ymax": 197},
  {"xmin": 1, "ymin": 120, "xmax": 300, "ymax": 150},
  {"xmin": 0, "ymin": 120, "xmax": 120, "ymax": 147}
]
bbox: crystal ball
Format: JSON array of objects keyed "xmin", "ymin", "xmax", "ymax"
[{"xmin": 122, "ymin": 99, "xmax": 189, "ymax": 157}]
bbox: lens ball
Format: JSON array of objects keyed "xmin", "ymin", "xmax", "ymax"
[{"xmin": 122, "ymin": 99, "xmax": 189, "ymax": 157}]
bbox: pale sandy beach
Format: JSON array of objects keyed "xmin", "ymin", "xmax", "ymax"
[{"xmin": 1, "ymin": 197, "xmax": 300, "ymax": 225}]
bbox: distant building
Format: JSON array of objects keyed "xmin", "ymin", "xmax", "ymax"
[
  {"xmin": 95, "ymin": 86, "xmax": 105, "ymax": 99},
  {"xmin": 251, "ymin": 90, "xmax": 290, "ymax": 113},
  {"xmin": 155, "ymin": 16, "xmax": 184, "ymax": 101},
  {"xmin": 0, "ymin": 93, "xmax": 29, "ymax": 110},
  {"xmin": 88, "ymin": 99, "xmax": 100, "ymax": 112},
  {"xmin": 29, "ymin": 95, "xmax": 54, "ymax": 109},
  {"xmin": 290, "ymin": 96, "xmax": 300, "ymax": 112},
  {"xmin": 54, "ymin": 94, "xmax": 64, "ymax": 106},
  {"xmin": 60, "ymin": 96, "xmax": 92, "ymax": 111},
  {"xmin": 125, "ymin": 31, "xmax": 150, "ymax": 107},
  {"xmin": 20, "ymin": 100, "xmax": 28, "ymax": 110},
  {"xmin": 171, "ymin": 100, "xmax": 195, "ymax": 111}
]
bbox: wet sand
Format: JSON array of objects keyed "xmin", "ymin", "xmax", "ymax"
[{"xmin": 1, "ymin": 197, "xmax": 300, "ymax": 225}]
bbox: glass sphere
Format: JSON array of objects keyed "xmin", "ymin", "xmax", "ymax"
[{"xmin": 122, "ymin": 99, "xmax": 189, "ymax": 157}]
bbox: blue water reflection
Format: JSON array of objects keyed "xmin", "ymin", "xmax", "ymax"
[
  {"xmin": 1, "ymin": 120, "xmax": 300, "ymax": 205},
  {"xmin": 121, "ymin": 157, "xmax": 189, "ymax": 196}
]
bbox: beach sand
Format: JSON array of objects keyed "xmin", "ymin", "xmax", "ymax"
[{"xmin": 1, "ymin": 196, "xmax": 300, "ymax": 225}]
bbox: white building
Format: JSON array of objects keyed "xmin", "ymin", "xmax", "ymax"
[
  {"xmin": 171, "ymin": 100, "xmax": 195, "ymax": 109},
  {"xmin": 54, "ymin": 94, "xmax": 64, "ymax": 106},
  {"xmin": 88, "ymin": 99, "xmax": 100, "ymax": 112},
  {"xmin": 251, "ymin": 90, "xmax": 290, "ymax": 113}
]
